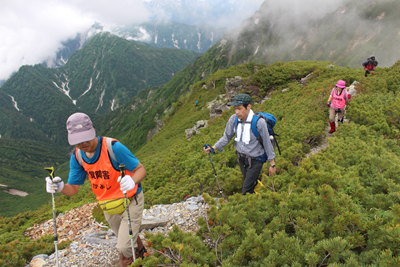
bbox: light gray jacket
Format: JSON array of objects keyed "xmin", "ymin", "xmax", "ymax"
[{"xmin": 214, "ymin": 114, "xmax": 275, "ymax": 162}]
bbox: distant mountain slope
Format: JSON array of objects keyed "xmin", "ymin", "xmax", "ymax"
[
  {"xmin": 0, "ymin": 64, "xmax": 84, "ymax": 146},
  {"xmin": 101, "ymin": 21, "xmax": 226, "ymax": 54},
  {"xmin": 49, "ymin": 21, "xmax": 224, "ymax": 68},
  {"xmin": 0, "ymin": 32, "xmax": 199, "ymax": 146},
  {"xmin": 0, "ymin": 91, "xmax": 48, "ymax": 141},
  {"xmin": 0, "ymin": 138, "xmax": 69, "ymax": 217},
  {"xmin": 54, "ymin": 33, "xmax": 199, "ymax": 114},
  {"xmin": 216, "ymin": 0, "xmax": 400, "ymax": 68}
]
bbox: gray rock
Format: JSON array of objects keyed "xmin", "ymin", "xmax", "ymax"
[
  {"xmin": 185, "ymin": 205, "xmax": 199, "ymax": 212},
  {"xmin": 185, "ymin": 120, "xmax": 208, "ymax": 140},
  {"xmin": 348, "ymin": 81, "xmax": 359, "ymax": 96},
  {"xmin": 300, "ymin": 72, "xmax": 313, "ymax": 86},
  {"xmin": 208, "ymin": 101, "xmax": 230, "ymax": 119},
  {"xmin": 140, "ymin": 217, "xmax": 170, "ymax": 230},
  {"xmin": 186, "ymin": 196, "xmax": 204, "ymax": 203},
  {"xmin": 31, "ymin": 254, "xmax": 49, "ymax": 261},
  {"xmin": 82, "ymin": 233, "xmax": 117, "ymax": 245},
  {"xmin": 224, "ymin": 76, "xmax": 243, "ymax": 102}
]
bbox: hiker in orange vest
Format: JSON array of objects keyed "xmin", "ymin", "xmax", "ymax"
[
  {"xmin": 326, "ymin": 80, "xmax": 351, "ymax": 133},
  {"xmin": 45, "ymin": 113, "xmax": 146, "ymax": 267}
]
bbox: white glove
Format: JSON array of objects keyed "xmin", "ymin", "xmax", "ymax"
[
  {"xmin": 117, "ymin": 175, "xmax": 135, "ymax": 193},
  {"xmin": 46, "ymin": 176, "xmax": 64, "ymax": 193}
]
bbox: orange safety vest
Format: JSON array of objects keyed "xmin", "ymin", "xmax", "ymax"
[{"xmin": 75, "ymin": 137, "xmax": 138, "ymax": 201}]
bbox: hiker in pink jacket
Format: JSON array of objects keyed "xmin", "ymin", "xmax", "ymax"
[{"xmin": 326, "ymin": 80, "xmax": 351, "ymax": 133}]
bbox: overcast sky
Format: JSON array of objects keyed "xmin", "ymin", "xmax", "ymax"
[
  {"xmin": 0, "ymin": 0, "xmax": 267, "ymax": 81},
  {"xmin": 0, "ymin": 0, "xmax": 356, "ymax": 82}
]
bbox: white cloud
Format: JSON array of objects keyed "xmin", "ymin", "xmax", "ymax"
[{"xmin": 0, "ymin": 0, "xmax": 151, "ymax": 81}]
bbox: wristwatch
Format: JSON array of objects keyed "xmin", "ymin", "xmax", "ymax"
[{"xmin": 271, "ymin": 164, "xmax": 276, "ymax": 168}]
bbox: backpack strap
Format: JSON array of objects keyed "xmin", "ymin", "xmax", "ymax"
[
  {"xmin": 76, "ymin": 137, "xmax": 117, "ymax": 167},
  {"xmin": 76, "ymin": 148, "xmax": 83, "ymax": 166},
  {"xmin": 251, "ymin": 115, "xmax": 260, "ymax": 138},
  {"xmin": 106, "ymin": 137, "xmax": 117, "ymax": 163}
]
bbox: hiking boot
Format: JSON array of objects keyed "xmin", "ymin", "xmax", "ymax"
[
  {"xmin": 136, "ymin": 236, "xmax": 148, "ymax": 259},
  {"xmin": 119, "ymin": 252, "xmax": 133, "ymax": 267},
  {"xmin": 136, "ymin": 246, "xmax": 148, "ymax": 260},
  {"xmin": 328, "ymin": 122, "xmax": 336, "ymax": 133}
]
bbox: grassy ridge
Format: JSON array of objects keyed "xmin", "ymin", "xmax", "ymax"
[
  {"xmin": 137, "ymin": 61, "xmax": 400, "ymax": 266},
  {"xmin": 2, "ymin": 61, "xmax": 400, "ymax": 266}
]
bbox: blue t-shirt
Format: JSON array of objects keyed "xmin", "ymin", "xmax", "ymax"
[{"xmin": 68, "ymin": 136, "xmax": 142, "ymax": 194}]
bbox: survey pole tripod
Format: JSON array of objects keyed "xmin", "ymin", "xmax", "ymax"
[
  {"xmin": 119, "ymin": 164, "xmax": 136, "ymax": 261},
  {"xmin": 44, "ymin": 166, "xmax": 59, "ymax": 267}
]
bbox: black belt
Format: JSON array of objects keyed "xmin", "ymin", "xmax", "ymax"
[{"xmin": 236, "ymin": 152, "xmax": 255, "ymax": 168}]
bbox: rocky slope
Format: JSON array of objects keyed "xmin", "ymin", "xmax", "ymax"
[{"xmin": 26, "ymin": 196, "xmax": 209, "ymax": 267}]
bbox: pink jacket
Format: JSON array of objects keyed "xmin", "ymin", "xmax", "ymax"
[{"xmin": 330, "ymin": 88, "xmax": 348, "ymax": 109}]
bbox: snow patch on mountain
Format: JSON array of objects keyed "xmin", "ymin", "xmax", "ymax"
[
  {"xmin": 80, "ymin": 78, "xmax": 93, "ymax": 98},
  {"xmin": 96, "ymin": 89, "xmax": 106, "ymax": 113},
  {"xmin": 52, "ymin": 81, "xmax": 75, "ymax": 104},
  {"xmin": 8, "ymin": 94, "xmax": 20, "ymax": 111}
]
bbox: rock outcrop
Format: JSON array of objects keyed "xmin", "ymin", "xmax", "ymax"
[
  {"xmin": 26, "ymin": 196, "xmax": 210, "ymax": 267},
  {"xmin": 185, "ymin": 120, "xmax": 208, "ymax": 140},
  {"xmin": 224, "ymin": 76, "xmax": 243, "ymax": 102}
]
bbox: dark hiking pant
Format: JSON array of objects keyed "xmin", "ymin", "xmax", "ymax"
[{"xmin": 238, "ymin": 155, "xmax": 264, "ymax": 195}]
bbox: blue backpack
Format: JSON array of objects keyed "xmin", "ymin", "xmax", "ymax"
[{"xmin": 234, "ymin": 112, "xmax": 281, "ymax": 155}]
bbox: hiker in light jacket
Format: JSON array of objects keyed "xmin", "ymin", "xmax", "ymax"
[
  {"xmin": 362, "ymin": 55, "xmax": 378, "ymax": 77},
  {"xmin": 203, "ymin": 94, "xmax": 276, "ymax": 195},
  {"xmin": 45, "ymin": 113, "xmax": 146, "ymax": 267},
  {"xmin": 326, "ymin": 80, "xmax": 351, "ymax": 133}
]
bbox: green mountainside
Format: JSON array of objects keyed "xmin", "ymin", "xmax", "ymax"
[
  {"xmin": 56, "ymin": 33, "xmax": 199, "ymax": 114},
  {"xmin": 0, "ymin": 32, "xmax": 199, "ymax": 147},
  {"xmin": 0, "ymin": 91, "xmax": 48, "ymax": 141},
  {"xmin": 0, "ymin": 138, "xmax": 69, "ymax": 217},
  {"xmin": 0, "ymin": 64, "xmax": 86, "ymax": 146},
  {"xmin": 2, "ymin": 60, "xmax": 400, "ymax": 266}
]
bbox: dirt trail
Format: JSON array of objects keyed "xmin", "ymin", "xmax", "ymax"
[{"xmin": 304, "ymin": 118, "xmax": 348, "ymax": 158}]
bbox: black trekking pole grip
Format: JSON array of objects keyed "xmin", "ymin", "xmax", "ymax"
[
  {"xmin": 119, "ymin": 163, "xmax": 125, "ymax": 178},
  {"xmin": 203, "ymin": 144, "xmax": 215, "ymax": 155},
  {"xmin": 44, "ymin": 166, "xmax": 55, "ymax": 181}
]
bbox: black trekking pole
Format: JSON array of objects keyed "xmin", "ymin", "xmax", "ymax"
[
  {"xmin": 272, "ymin": 135, "xmax": 281, "ymax": 155},
  {"xmin": 44, "ymin": 166, "xmax": 59, "ymax": 267},
  {"xmin": 119, "ymin": 163, "xmax": 136, "ymax": 261},
  {"xmin": 203, "ymin": 144, "xmax": 224, "ymax": 197}
]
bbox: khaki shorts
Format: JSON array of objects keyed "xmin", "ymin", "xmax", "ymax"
[
  {"xmin": 104, "ymin": 191, "xmax": 144, "ymax": 257},
  {"xmin": 329, "ymin": 107, "xmax": 345, "ymax": 123}
]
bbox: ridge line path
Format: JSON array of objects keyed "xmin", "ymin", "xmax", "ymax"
[{"xmin": 305, "ymin": 117, "xmax": 349, "ymax": 158}]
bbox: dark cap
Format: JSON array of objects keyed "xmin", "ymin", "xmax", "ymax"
[
  {"xmin": 66, "ymin": 113, "xmax": 96, "ymax": 145},
  {"xmin": 228, "ymin": 94, "xmax": 252, "ymax": 106},
  {"xmin": 370, "ymin": 55, "xmax": 375, "ymax": 60}
]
